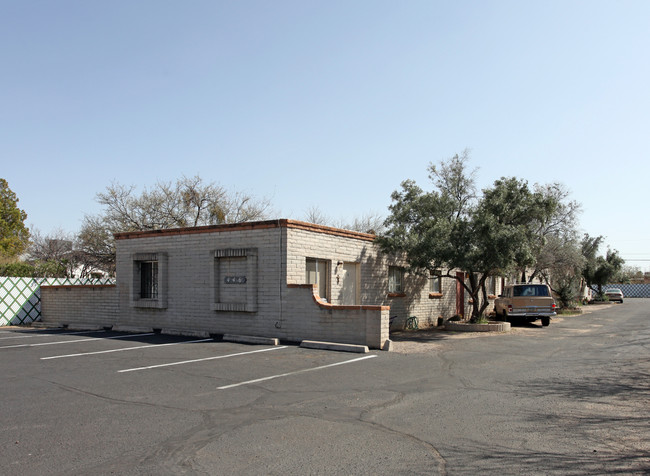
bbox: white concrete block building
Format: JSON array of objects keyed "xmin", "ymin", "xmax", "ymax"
[{"xmin": 42, "ymin": 220, "xmax": 494, "ymax": 349}]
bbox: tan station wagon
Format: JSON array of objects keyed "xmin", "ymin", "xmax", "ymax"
[{"xmin": 494, "ymin": 283, "xmax": 556, "ymax": 327}]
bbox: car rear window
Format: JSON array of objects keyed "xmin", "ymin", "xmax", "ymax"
[{"xmin": 512, "ymin": 285, "xmax": 550, "ymax": 297}]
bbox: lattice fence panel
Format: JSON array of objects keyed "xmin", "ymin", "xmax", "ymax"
[
  {"xmin": 0, "ymin": 277, "xmax": 116, "ymax": 326},
  {"xmin": 603, "ymin": 284, "xmax": 650, "ymax": 298}
]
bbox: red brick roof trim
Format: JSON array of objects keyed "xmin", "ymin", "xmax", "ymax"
[{"xmin": 114, "ymin": 219, "xmax": 376, "ymax": 242}]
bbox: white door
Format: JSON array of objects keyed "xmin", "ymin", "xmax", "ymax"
[{"xmin": 341, "ymin": 262, "xmax": 359, "ymax": 305}]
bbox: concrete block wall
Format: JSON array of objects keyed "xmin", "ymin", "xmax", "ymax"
[
  {"xmin": 40, "ymin": 285, "xmax": 118, "ymax": 328},
  {"xmin": 40, "ymin": 220, "xmax": 493, "ymax": 347},
  {"xmin": 113, "ymin": 221, "xmax": 392, "ymax": 347},
  {"xmin": 284, "ymin": 284, "xmax": 389, "ymax": 349},
  {"xmin": 115, "ymin": 222, "xmax": 287, "ymax": 337},
  {"xmin": 285, "ymin": 225, "xmax": 460, "ymax": 329}
]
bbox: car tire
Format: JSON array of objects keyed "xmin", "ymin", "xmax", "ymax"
[{"xmin": 541, "ymin": 317, "xmax": 550, "ymax": 327}]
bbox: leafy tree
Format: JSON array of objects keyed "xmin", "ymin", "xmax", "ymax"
[
  {"xmin": 581, "ymin": 234, "xmax": 625, "ymax": 297},
  {"xmin": 77, "ymin": 176, "xmax": 273, "ymax": 275},
  {"xmin": 0, "ymin": 261, "xmax": 35, "ymax": 277},
  {"xmin": 0, "ymin": 179, "xmax": 30, "ymax": 259},
  {"xmin": 378, "ymin": 152, "xmax": 560, "ymax": 322}
]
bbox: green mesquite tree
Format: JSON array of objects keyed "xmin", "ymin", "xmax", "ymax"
[
  {"xmin": 581, "ymin": 234, "xmax": 625, "ymax": 297},
  {"xmin": 377, "ymin": 153, "xmax": 559, "ymax": 322}
]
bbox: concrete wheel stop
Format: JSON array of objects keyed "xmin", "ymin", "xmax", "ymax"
[{"xmin": 444, "ymin": 321, "xmax": 511, "ymax": 332}]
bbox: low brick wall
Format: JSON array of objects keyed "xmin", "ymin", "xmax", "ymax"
[
  {"xmin": 40, "ymin": 283, "xmax": 390, "ymax": 349},
  {"xmin": 285, "ymin": 284, "xmax": 390, "ymax": 349},
  {"xmin": 41, "ymin": 285, "xmax": 118, "ymax": 328}
]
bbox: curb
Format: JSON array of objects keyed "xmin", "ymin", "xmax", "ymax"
[
  {"xmin": 61, "ymin": 325, "xmax": 105, "ymax": 331},
  {"xmin": 223, "ymin": 334, "xmax": 280, "ymax": 346},
  {"xmin": 300, "ymin": 340, "xmax": 369, "ymax": 353},
  {"xmin": 445, "ymin": 321, "xmax": 511, "ymax": 332},
  {"xmin": 161, "ymin": 328, "xmax": 211, "ymax": 338},
  {"xmin": 30, "ymin": 322, "xmax": 61, "ymax": 328},
  {"xmin": 112, "ymin": 325, "xmax": 155, "ymax": 334}
]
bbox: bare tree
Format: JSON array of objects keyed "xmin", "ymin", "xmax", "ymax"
[
  {"xmin": 303, "ymin": 205, "xmax": 332, "ymax": 226},
  {"xmin": 27, "ymin": 228, "xmax": 74, "ymax": 277},
  {"xmin": 77, "ymin": 176, "xmax": 274, "ymax": 275},
  {"xmin": 28, "ymin": 228, "xmax": 107, "ymax": 278},
  {"xmin": 302, "ymin": 205, "xmax": 386, "ymax": 235},
  {"xmin": 338, "ymin": 211, "xmax": 386, "ymax": 235},
  {"xmin": 526, "ymin": 183, "xmax": 582, "ymax": 283}
]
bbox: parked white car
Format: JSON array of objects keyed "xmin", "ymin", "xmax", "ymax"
[{"xmin": 604, "ymin": 288, "xmax": 624, "ymax": 303}]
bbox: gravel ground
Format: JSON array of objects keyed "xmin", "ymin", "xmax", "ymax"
[{"xmin": 388, "ymin": 302, "xmax": 613, "ymax": 353}]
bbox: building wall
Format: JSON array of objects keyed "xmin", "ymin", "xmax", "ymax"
[
  {"xmin": 284, "ymin": 284, "xmax": 389, "ymax": 349},
  {"xmin": 113, "ymin": 221, "xmax": 393, "ymax": 347},
  {"xmin": 40, "ymin": 285, "xmax": 118, "ymax": 328},
  {"xmin": 285, "ymin": 225, "xmax": 459, "ymax": 329},
  {"xmin": 41, "ymin": 220, "xmax": 500, "ymax": 348},
  {"xmin": 115, "ymin": 222, "xmax": 287, "ymax": 337}
]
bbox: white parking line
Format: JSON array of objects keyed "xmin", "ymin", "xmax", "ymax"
[
  {"xmin": 41, "ymin": 338, "xmax": 213, "ymax": 360},
  {"xmin": 217, "ymin": 354, "xmax": 377, "ymax": 390},
  {"xmin": 0, "ymin": 330, "xmax": 104, "ymax": 341},
  {"xmin": 118, "ymin": 346, "xmax": 288, "ymax": 373},
  {"xmin": 0, "ymin": 333, "xmax": 154, "ymax": 349}
]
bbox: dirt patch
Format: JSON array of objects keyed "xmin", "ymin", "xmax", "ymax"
[{"xmin": 388, "ymin": 317, "xmax": 570, "ymax": 353}]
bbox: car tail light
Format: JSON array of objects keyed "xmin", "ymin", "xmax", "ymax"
[
  {"xmin": 551, "ymin": 303, "xmax": 556, "ymax": 310},
  {"xmin": 508, "ymin": 305, "xmax": 513, "ymax": 312}
]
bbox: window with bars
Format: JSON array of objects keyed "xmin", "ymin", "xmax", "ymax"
[
  {"xmin": 140, "ymin": 261, "xmax": 158, "ymax": 299},
  {"xmin": 131, "ymin": 252, "xmax": 167, "ymax": 309}
]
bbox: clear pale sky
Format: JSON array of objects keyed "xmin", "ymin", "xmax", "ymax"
[{"xmin": 2, "ymin": 1, "xmax": 649, "ymax": 269}]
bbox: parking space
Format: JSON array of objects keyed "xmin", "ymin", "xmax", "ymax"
[
  {"xmin": 0, "ymin": 328, "xmax": 378, "ymax": 394},
  {"xmin": 3, "ymin": 303, "xmax": 649, "ymax": 475},
  {"xmin": 1, "ymin": 327, "xmax": 396, "ymax": 475}
]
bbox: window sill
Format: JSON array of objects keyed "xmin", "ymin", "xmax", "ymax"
[
  {"xmin": 211, "ymin": 302, "xmax": 257, "ymax": 313},
  {"xmin": 387, "ymin": 292, "xmax": 406, "ymax": 298},
  {"xmin": 428, "ymin": 293, "xmax": 443, "ymax": 299},
  {"xmin": 131, "ymin": 299, "xmax": 167, "ymax": 309}
]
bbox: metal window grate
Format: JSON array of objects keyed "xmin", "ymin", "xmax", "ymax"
[{"xmin": 140, "ymin": 261, "xmax": 158, "ymax": 299}]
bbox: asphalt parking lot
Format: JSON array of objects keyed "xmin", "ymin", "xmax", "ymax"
[
  {"xmin": 1, "ymin": 328, "xmax": 392, "ymax": 475},
  {"xmin": 1, "ymin": 300, "xmax": 649, "ymax": 475}
]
